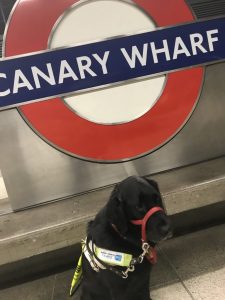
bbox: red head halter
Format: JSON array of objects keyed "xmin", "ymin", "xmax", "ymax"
[{"xmin": 130, "ymin": 206, "xmax": 163, "ymax": 242}]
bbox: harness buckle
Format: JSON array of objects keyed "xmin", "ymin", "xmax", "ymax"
[
  {"xmin": 128, "ymin": 265, "xmax": 135, "ymax": 272},
  {"xmin": 142, "ymin": 242, "xmax": 150, "ymax": 252},
  {"xmin": 136, "ymin": 256, "xmax": 144, "ymax": 264}
]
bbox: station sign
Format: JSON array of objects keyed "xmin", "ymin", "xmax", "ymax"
[
  {"xmin": 0, "ymin": 17, "xmax": 224, "ymax": 109},
  {"xmin": 1, "ymin": 0, "xmax": 225, "ymax": 162}
]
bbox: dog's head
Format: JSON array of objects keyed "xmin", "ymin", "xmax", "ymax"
[{"xmin": 107, "ymin": 176, "xmax": 171, "ymax": 245}]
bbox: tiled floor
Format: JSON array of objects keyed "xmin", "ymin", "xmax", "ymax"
[{"xmin": 0, "ymin": 223, "xmax": 225, "ymax": 300}]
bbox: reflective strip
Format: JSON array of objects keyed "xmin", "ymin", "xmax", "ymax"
[
  {"xmin": 70, "ymin": 254, "xmax": 83, "ymax": 296},
  {"xmin": 83, "ymin": 240, "xmax": 105, "ymax": 271}
]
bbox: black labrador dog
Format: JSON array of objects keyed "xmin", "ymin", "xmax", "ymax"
[{"xmin": 80, "ymin": 176, "xmax": 171, "ymax": 300}]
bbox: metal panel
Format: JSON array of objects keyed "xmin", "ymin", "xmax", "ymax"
[
  {"xmin": 188, "ymin": 0, "xmax": 225, "ymax": 19},
  {"xmin": 0, "ymin": 62, "xmax": 225, "ymax": 210},
  {"xmin": 0, "ymin": 0, "xmax": 225, "ymax": 210},
  {"xmin": 0, "ymin": 111, "xmax": 127, "ymax": 210}
]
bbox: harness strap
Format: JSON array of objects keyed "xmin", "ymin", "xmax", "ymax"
[
  {"xmin": 85, "ymin": 236, "xmax": 129, "ymax": 278},
  {"xmin": 85, "ymin": 236, "xmax": 151, "ymax": 278},
  {"xmin": 145, "ymin": 246, "xmax": 157, "ymax": 264},
  {"xmin": 70, "ymin": 234, "xmax": 158, "ymax": 296},
  {"xmin": 91, "ymin": 248, "xmax": 127, "ymax": 278},
  {"xmin": 85, "ymin": 238, "xmax": 106, "ymax": 271}
]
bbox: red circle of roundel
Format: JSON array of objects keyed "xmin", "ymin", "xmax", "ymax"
[{"xmin": 5, "ymin": 0, "xmax": 203, "ymax": 162}]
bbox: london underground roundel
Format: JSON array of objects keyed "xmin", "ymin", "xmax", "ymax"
[{"xmin": 4, "ymin": 0, "xmax": 203, "ymax": 162}]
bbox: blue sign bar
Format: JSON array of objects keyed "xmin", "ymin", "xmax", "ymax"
[{"xmin": 0, "ymin": 17, "xmax": 225, "ymax": 109}]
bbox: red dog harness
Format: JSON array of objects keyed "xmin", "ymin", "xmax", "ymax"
[{"xmin": 130, "ymin": 206, "xmax": 163, "ymax": 264}]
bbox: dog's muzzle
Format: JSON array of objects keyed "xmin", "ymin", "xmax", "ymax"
[{"xmin": 130, "ymin": 206, "xmax": 164, "ymax": 242}]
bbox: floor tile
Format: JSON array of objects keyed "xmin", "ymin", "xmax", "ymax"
[
  {"xmin": 150, "ymin": 249, "xmax": 180, "ymax": 288},
  {"xmin": 1, "ymin": 224, "xmax": 225, "ymax": 300},
  {"xmin": 0, "ymin": 275, "xmax": 55, "ymax": 300},
  {"xmin": 184, "ymin": 266, "xmax": 225, "ymax": 300},
  {"xmin": 151, "ymin": 282, "xmax": 192, "ymax": 300},
  {"xmin": 52, "ymin": 269, "xmax": 81, "ymax": 300},
  {"xmin": 159, "ymin": 224, "xmax": 225, "ymax": 280}
]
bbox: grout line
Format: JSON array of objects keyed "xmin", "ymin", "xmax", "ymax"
[
  {"xmin": 158, "ymin": 246, "xmax": 196, "ymax": 300},
  {"xmin": 151, "ymin": 279, "xmax": 181, "ymax": 290},
  {"xmin": 51, "ymin": 274, "xmax": 57, "ymax": 300}
]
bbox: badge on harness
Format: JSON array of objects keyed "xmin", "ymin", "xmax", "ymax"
[{"xmin": 95, "ymin": 247, "xmax": 132, "ymax": 267}]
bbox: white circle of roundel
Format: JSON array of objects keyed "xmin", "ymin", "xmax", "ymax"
[{"xmin": 49, "ymin": 0, "xmax": 166, "ymax": 125}]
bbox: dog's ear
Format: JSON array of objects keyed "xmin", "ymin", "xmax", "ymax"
[
  {"xmin": 144, "ymin": 178, "xmax": 160, "ymax": 193},
  {"xmin": 144, "ymin": 177, "xmax": 164, "ymax": 207},
  {"xmin": 106, "ymin": 186, "xmax": 128, "ymax": 235}
]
